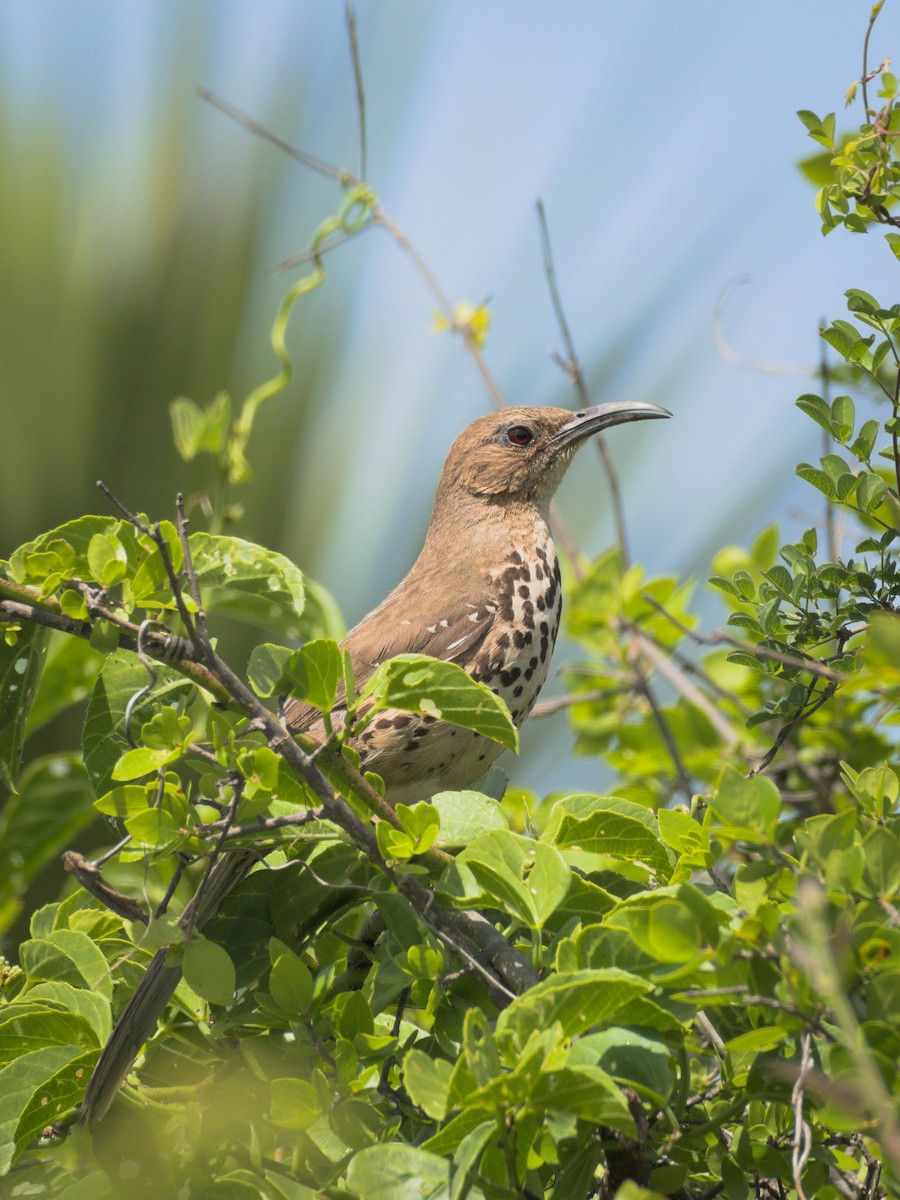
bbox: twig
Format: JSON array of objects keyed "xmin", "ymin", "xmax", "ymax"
[
  {"xmin": 679, "ymin": 987, "xmax": 835, "ymax": 1041},
  {"xmin": 749, "ymin": 680, "xmax": 837, "ymax": 776},
  {"xmin": 184, "ymin": 777, "xmax": 244, "ymax": 939},
  {"xmin": 623, "ymin": 622, "xmax": 741, "ymax": 746},
  {"xmin": 62, "ymin": 852, "xmax": 149, "ymax": 924},
  {"xmin": 0, "ymin": 592, "xmax": 230, "ymax": 705},
  {"xmin": 531, "ymin": 685, "xmax": 629, "ymax": 717},
  {"xmin": 791, "ymin": 1034, "xmax": 814, "ymax": 1200},
  {"xmin": 197, "ymin": 809, "xmax": 325, "ymax": 838},
  {"xmin": 642, "ymin": 594, "xmax": 843, "ymax": 681},
  {"xmin": 97, "ymin": 479, "xmax": 200, "ymax": 650},
  {"xmin": 154, "ymin": 854, "xmax": 191, "ymax": 920},
  {"xmin": 175, "ymin": 493, "xmax": 210, "ymax": 659},
  {"xmin": 536, "ymin": 198, "xmax": 630, "ymax": 566},
  {"xmin": 195, "ymin": 90, "xmax": 586, "ymax": 570},
  {"xmin": 198, "ymin": 86, "xmax": 343, "ymax": 181},
  {"xmin": 628, "ymin": 643, "xmax": 694, "ymax": 802},
  {"xmin": 344, "ymin": 4, "xmax": 367, "ymax": 180},
  {"xmin": 818, "ymin": 331, "xmax": 841, "ymax": 564}
]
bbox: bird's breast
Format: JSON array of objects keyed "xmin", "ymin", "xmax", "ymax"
[{"xmin": 472, "ymin": 539, "xmax": 563, "ymax": 726}]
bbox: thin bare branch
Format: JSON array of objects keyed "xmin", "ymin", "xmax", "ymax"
[
  {"xmin": 642, "ymin": 593, "xmax": 844, "ymax": 682},
  {"xmin": 344, "ymin": 4, "xmax": 367, "ymax": 180},
  {"xmin": 531, "ymin": 685, "xmax": 629, "ymax": 718},
  {"xmin": 62, "ymin": 852, "xmax": 149, "ymax": 924},
  {"xmin": 198, "ymin": 86, "xmax": 344, "ymax": 181},
  {"xmin": 536, "ymin": 198, "xmax": 630, "ymax": 566}
]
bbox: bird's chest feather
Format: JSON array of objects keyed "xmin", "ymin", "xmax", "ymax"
[{"xmin": 472, "ymin": 540, "xmax": 563, "ymax": 725}]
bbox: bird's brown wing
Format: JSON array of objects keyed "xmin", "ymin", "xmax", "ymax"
[{"xmin": 284, "ymin": 593, "xmax": 497, "ymax": 734}]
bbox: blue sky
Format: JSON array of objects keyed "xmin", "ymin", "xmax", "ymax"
[{"xmin": 1, "ymin": 1, "xmax": 896, "ymax": 794}]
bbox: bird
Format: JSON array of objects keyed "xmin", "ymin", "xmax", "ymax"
[{"xmin": 79, "ymin": 400, "xmax": 668, "ymax": 1125}]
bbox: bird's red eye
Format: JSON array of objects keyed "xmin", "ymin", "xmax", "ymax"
[{"xmin": 506, "ymin": 425, "xmax": 534, "ymax": 447}]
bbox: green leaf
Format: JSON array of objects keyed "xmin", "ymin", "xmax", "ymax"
[
  {"xmin": 112, "ymin": 746, "xmax": 173, "ymax": 779},
  {"xmin": 288, "ymin": 638, "xmax": 342, "ymax": 711},
  {"xmin": 24, "ymin": 983, "xmax": 111, "ymax": 1044},
  {"xmin": 346, "ymin": 1144, "xmax": 450, "ymax": 1200},
  {"xmin": 579, "ymin": 1028, "xmax": 675, "ymax": 1105},
  {"xmin": 254, "ymin": 638, "xmax": 344, "ymax": 709},
  {"xmin": 247, "ymin": 642, "xmax": 292, "ymax": 697},
  {"xmin": 403, "ymin": 1050, "xmax": 454, "ymax": 1120},
  {"xmin": 607, "ymin": 898, "xmax": 704, "ymax": 964},
  {"xmin": 270, "ymin": 1077, "xmax": 321, "ymax": 1130},
  {"xmin": 170, "ymin": 391, "xmax": 231, "ymax": 460},
  {"xmin": 850, "ymin": 419, "xmax": 880, "ymax": 464},
  {"xmin": 526, "ymin": 1059, "xmax": 635, "ymax": 1131},
  {"xmin": 182, "ymin": 936, "xmax": 236, "ymax": 1006},
  {"xmin": 87, "ymin": 533, "xmax": 128, "ymax": 587},
  {"xmin": 14, "ymin": 1049, "xmax": 98, "ymax": 1154},
  {"xmin": 8, "ymin": 516, "xmax": 117, "ymax": 586},
  {"xmin": 830, "ymin": 395, "xmax": 855, "ymax": 442},
  {"xmin": 438, "ymin": 830, "xmax": 570, "ymax": 929},
  {"xmin": 856, "ymin": 471, "xmax": 887, "ymax": 513},
  {"xmin": 0, "ymin": 756, "xmax": 95, "ymax": 935},
  {"xmin": 268, "ymin": 940, "xmax": 313, "ymax": 1015},
  {"xmin": 82, "ymin": 649, "xmax": 193, "ymax": 800},
  {"xmin": 188, "ymin": 532, "xmax": 305, "ymax": 637},
  {"xmin": 432, "ymin": 789, "xmax": 510, "ymax": 848},
  {"xmin": 0, "ymin": 1046, "xmax": 85, "ymax": 1173},
  {"xmin": 19, "ymin": 930, "xmax": 113, "ymax": 999},
  {"xmin": 707, "ymin": 766, "xmax": 780, "ymax": 839},
  {"xmin": 0, "ymin": 624, "xmax": 49, "ymax": 790},
  {"xmin": 26, "ymin": 636, "xmax": 102, "ymax": 734},
  {"xmin": 795, "ymin": 393, "xmax": 832, "ymax": 435},
  {"xmin": 496, "ymin": 968, "xmax": 650, "ymax": 1050},
  {"xmin": 362, "ymin": 655, "xmax": 518, "ymax": 752},
  {"xmin": 544, "ymin": 794, "xmax": 672, "ymax": 879},
  {"xmin": 861, "ymin": 827, "xmax": 900, "ymax": 898}
]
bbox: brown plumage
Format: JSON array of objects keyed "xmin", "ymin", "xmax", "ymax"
[
  {"xmin": 79, "ymin": 400, "xmax": 668, "ymax": 1126},
  {"xmin": 284, "ymin": 402, "xmax": 668, "ymax": 801}
]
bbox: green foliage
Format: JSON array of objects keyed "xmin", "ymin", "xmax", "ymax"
[{"xmin": 2, "ymin": 11, "xmax": 900, "ymax": 1199}]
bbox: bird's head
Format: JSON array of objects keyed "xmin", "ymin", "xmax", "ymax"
[{"xmin": 433, "ymin": 402, "xmax": 670, "ymax": 515}]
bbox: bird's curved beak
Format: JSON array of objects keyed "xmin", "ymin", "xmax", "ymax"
[{"xmin": 551, "ymin": 401, "xmax": 671, "ymax": 449}]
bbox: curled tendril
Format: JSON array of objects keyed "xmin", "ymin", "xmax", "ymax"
[
  {"xmin": 227, "ymin": 183, "xmax": 378, "ymax": 483},
  {"xmin": 123, "ymin": 619, "xmax": 173, "ymax": 747}
]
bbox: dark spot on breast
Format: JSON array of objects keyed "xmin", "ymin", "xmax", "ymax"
[
  {"xmin": 392, "ymin": 715, "xmax": 412, "ymax": 729},
  {"xmin": 524, "ymin": 665, "xmax": 534, "ymax": 681},
  {"xmin": 478, "ymin": 752, "xmax": 487, "ymax": 761},
  {"xmin": 540, "ymin": 620, "xmax": 549, "ymax": 637},
  {"xmin": 518, "ymin": 585, "xmax": 529, "ymax": 599},
  {"xmin": 405, "ymin": 740, "xmax": 418, "ymax": 752},
  {"xmin": 540, "ymin": 634, "xmax": 549, "ymax": 660},
  {"xmin": 375, "ymin": 717, "xmax": 392, "ymax": 730},
  {"xmin": 522, "ymin": 600, "xmax": 534, "ymax": 629},
  {"xmin": 513, "ymin": 684, "xmax": 524, "ymax": 697},
  {"xmin": 449, "ymin": 729, "xmax": 457, "ymax": 737},
  {"xmin": 497, "ymin": 632, "xmax": 510, "ymax": 651},
  {"xmin": 509, "ymin": 550, "xmax": 522, "ymax": 564},
  {"xmin": 499, "ymin": 667, "xmax": 521, "ymax": 687},
  {"xmin": 536, "ymin": 595, "xmax": 545, "ymax": 611},
  {"xmin": 414, "ymin": 727, "xmax": 428, "ymax": 739},
  {"xmin": 534, "ymin": 563, "xmax": 544, "ymax": 581}
]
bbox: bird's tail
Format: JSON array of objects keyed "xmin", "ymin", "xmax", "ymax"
[{"xmin": 78, "ymin": 849, "xmax": 258, "ymax": 1127}]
